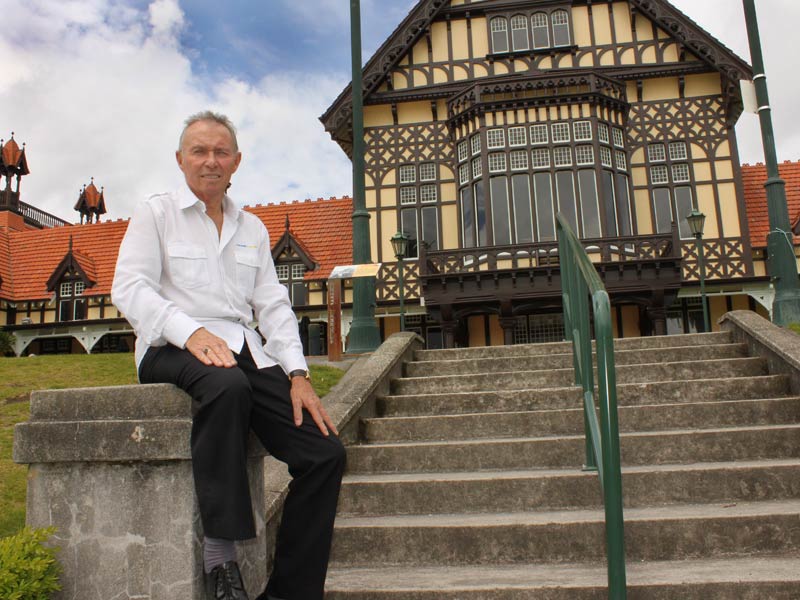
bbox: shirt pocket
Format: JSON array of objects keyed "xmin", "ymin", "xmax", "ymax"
[
  {"xmin": 167, "ymin": 242, "xmax": 210, "ymax": 289},
  {"xmin": 234, "ymin": 249, "xmax": 260, "ymax": 295}
]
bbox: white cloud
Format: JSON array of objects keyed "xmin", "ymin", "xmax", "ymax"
[{"xmin": 0, "ymin": 0, "xmax": 351, "ymax": 222}]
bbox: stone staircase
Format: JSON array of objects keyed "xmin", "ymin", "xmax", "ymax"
[{"xmin": 325, "ymin": 331, "xmax": 800, "ymax": 599}]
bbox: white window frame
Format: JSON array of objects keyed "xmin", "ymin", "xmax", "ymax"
[
  {"xmin": 553, "ymin": 146, "xmax": 573, "ymax": 167},
  {"xmin": 508, "ymin": 126, "xmax": 527, "ymax": 147},
  {"xmin": 74, "ymin": 281, "xmax": 86, "ymax": 295},
  {"xmin": 459, "ymin": 163, "xmax": 470, "ymax": 185},
  {"xmin": 420, "ymin": 184, "xmax": 438, "ymax": 203},
  {"xmin": 669, "ymin": 141, "xmax": 688, "ymax": 161},
  {"xmin": 575, "ymin": 145, "xmax": 594, "ymax": 166},
  {"xmin": 551, "ymin": 122, "xmax": 570, "ymax": 143},
  {"xmin": 60, "ymin": 282, "xmax": 73, "ymax": 296},
  {"xmin": 458, "ymin": 140, "xmax": 469, "ymax": 162},
  {"xmin": 487, "ymin": 129, "xmax": 505, "ymax": 149},
  {"xmin": 276, "ymin": 265, "xmax": 289, "ymax": 282},
  {"xmin": 532, "ymin": 12, "xmax": 550, "ymax": 49},
  {"xmin": 650, "ymin": 165, "xmax": 669, "ymax": 185},
  {"xmin": 530, "ymin": 124, "xmax": 549, "ymax": 145},
  {"xmin": 531, "ymin": 148, "xmax": 551, "ymax": 169},
  {"xmin": 399, "ymin": 165, "xmax": 416, "ymax": 184},
  {"xmin": 471, "ymin": 134, "xmax": 482, "ymax": 156},
  {"xmin": 551, "ymin": 9, "xmax": 571, "ymax": 47},
  {"xmin": 598, "ymin": 123, "xmax": 610, "ymax": 145},
  {"xmin": 510, "ymin": 15, "xmax": 529, "ymax": 52},
  {"xmin": 573, "ymin": 121, "xmax": 592, "ymax": 142},
  {"xmin": 612, "ymin": 128, "xmax": 625, "ymax": 148},
  {"xmin": 648, "ymin": 144, "xmax": 666, "ymax": 163},
  {"xmin": 600, "ymin": 146, "xmax": 613, "ymax": 168},
  {"xmin": 291, "ymin": 264, "xmax": 306, "ymax": 279},
  {"xmin": 419, "ymin": 162, "xmax": 436, "ymax": 181},
  {"xmin": 491, "ymin": 17, "xmax": 509, "ymax": 53},
  {"xmin": 488, "ymin": 152, "xmax": 507, "ymax": 173},
  {"xmin": 615, "ymin": 151, "xmax": 627, "ymax": 171},
  {"xmin": 472, "ymin": 157, "xmax": 483, "ymax": 179},
  {"xmin": 400, "ymin": 187, "xmax": 418, "ymax": 205},
  {"xmin": 510, "ymin": 150, "xmax": 529, "ymax": 170},
  {"xmin": 672, "ymin": 163, "xmax": 691, "ymax": 183}
]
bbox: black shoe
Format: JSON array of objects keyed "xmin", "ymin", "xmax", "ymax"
[{"xmin": 206, "ymin": 561, "xmax": 249, "ymax": 600}]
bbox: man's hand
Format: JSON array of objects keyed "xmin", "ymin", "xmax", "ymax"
[
  {"xmin": 185, "ymin": 328, "xmax": 237, "ymax": 368},
  {"xmin": 290, "ymin": 376, "xmax": 338, "ymax": 437}
]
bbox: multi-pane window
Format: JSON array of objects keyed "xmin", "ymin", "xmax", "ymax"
[
  {"xmin": 532, "ymin": 12, "xmax": 550, "ymax": 48},
  {"xmin": 552, "ymin": 123, "xmax": 570, "ymax": 143},
  {"xmin": 399, "ymin": 164, "xmax": 416, "ymax": 183},
  {"xmin": 58, "ymin": 278, "xmax": 86, "ymax": 322},
  {"xmin": 612, "ymin": 128, "xmax": 625, "ymax": 148},
  {"xmin": 276, "ymin": 265, "xmax": 289, "ymax": 281},
  {"xmin": 508, "ymin": 126, "xmax": 527, "ymax": 147},
  {"xmin": 458, "ymin": 140, "xmax": 469, "ymax": 162},
  {"xmin": 291, "ymin": 264, "xmax": 306, "ymax": 279},
  {"xmin": 487, "ymin": 129, "xmax": 506, "ymax": 149},
  {"xmin": 419, "ymin": 162, "xmax": 436, "ymax": 181},
  {"xmin": 491, "ymin": 17, "xmax": 509, "ymax": 53},
  {"xmin": 648, "ymin": 144, "xmax": 666, "ymax": 162},
  {"xmin": 471, "ymin": 134, "xmax": 482, "ymax": 155},
  {"xmin": 459, "ymin": 163, "xmax": 470, "ymax": 185},
  {"xmin": 510, "ymin": 150, "xmax": 529, "ymax": 170},
  {"xmin": 419, "ymin": 184, "xmax": 436, "ymax": 203},
  {"xmin": 530, "ymin": 124, "xmax": 548, "ymax": 145},
  {"xmin": 651, "ymin": 165, "xmax": 669, "ymax": 184},
  {"xmin": 532, "ymin": 148, "xmax": 551, "ymax": 169},
  {"xmin": 489, "ymin": 153, "xmax": 507, "ymax": 173},
  {"xmin": 669, "ymin": 142, "xmax": 688, "ymax": 161},
  {"xmin": 575, "ymin": 145, "xmax": 594, "ymax": 166},
  {"xmin": 552, "ymin": 9, "xmax": 571, "ymax": 46},
  {"xmin": 400, "ymin": 187, "xmax": 418, "ymax": 204},
  {"xmin": 472, "ymin": 157, "xmax": 483, "ymax": 178},
  {"xmin": 615, "ymin": 151, "xmax": 627, "ymax": 171},
  {"xmin": 672, "ymin": 163, "xmax": 691, "ymax": 183},
  {"xmin": 511, "ymin": 15, "xmax": 529, "ymax": 51},
  {"xmin": 598, "ymin": 124, "xmax": 610, "ymax": 145},
  {"xmin": 573, "ymin": 121, "xmax": 592, "ymax": 142},
  {"xmin": 277, "ymin": 262, "xmax": 307, "ymax": 306},
  {"xmin": 553, "ymin": 146, "xmax": 572, "ymax": 167},
  {"xmin": 599, "ymin": 146, "xmax": 613, "ymax": 168}
]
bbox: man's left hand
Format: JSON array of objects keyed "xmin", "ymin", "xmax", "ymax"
[{"xmin": 290, "ymin": 376, "xmax": 338, "ymax": 437}]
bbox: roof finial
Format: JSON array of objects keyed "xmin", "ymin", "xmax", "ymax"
[{"xmin": 285, "ymin": 214, "xmax": 290, "ymax": 231}]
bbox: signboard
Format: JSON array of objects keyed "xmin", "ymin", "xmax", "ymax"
[
  {"xmin": 328, "ymin": 263, "xmax": 382, "ymax": 280},
  {"xmin": 327, "ymin": 278, "xmax": 342, "ymax": 362}
]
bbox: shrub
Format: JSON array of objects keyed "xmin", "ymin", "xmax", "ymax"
[
  {"xmin": 0, "ymin": 331, "xmax": 15, "ymax": 357},
  {"xmin": 0, "ymin": 527, "xmax": 61, "ymax": 600}
]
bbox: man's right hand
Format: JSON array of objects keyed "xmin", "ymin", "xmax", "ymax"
[{"xmin": 185, "ymin": 328, "xmax": 238, "ymax": 368}]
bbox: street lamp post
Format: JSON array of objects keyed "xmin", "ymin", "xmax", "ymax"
[
  {"xmin": 686, "ymin": 209, "xmax": 710, "ymax": 333},
  {"xmin": 346, "ymin": 0, "xmax": 381, "ymax": 353},
  {"xmin": 390, "ymin": 231, "xmax": 410, "ymax": 332},
  {"xmin": 743, "ymin": 0, "xmax": 800, "ymax": 326}
]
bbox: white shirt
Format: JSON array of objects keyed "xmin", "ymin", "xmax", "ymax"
[{"xmin": 111, "ymin": 184, "xmax": 308, "ymax": 375}]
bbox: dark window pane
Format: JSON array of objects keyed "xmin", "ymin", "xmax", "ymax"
[
  {"xmin": 552, "ymin": 10, "xmax": 571, "ymax": 46},
  {"xmin": 615, "ymin": 174, "xmax": 633, "ymax": 236},
  {"xmin": 59, "ymin": 300, "xmax": 72, "ymax": 322},
  {"xmin": 491, "ymin": 18, "xmax": 509, "ymax": 53},
  {"xmin": 512, "ymin": 27, "xmax": 529, "ymax": 51},
  {"xmin": 401, "ymin": 208, "xmax": 419, "ymax": 257},
  {"xmin": 578, "ymin": 170, "xmax": 601, "ymax": 238},
  {"xmin": 653, "ymin": 188, "xmax": 672, "ymax": 233},
  {"xmin": 74, "ymin": 299, "xmax": 86, "ymax": 320},
  {"xmin": 475, "ymin": 182, "xmax": 488, "ymax": 246},
  {"xmin": 461, "ymin": 187, "xmax": 475, "ymax": 247},
  {"xmin": 532, "ymin": 13, "xmax": 550, "ymax": 48},
  {"xmin": 512, "ymin": 174, "xmax": 534, "ymax": 243},
  {"xmin": 292, "ymin": 282, "xmax": 307, "ymax": 306},
  {"xmin": 675, "ymin": 186, "xmax": 694, "ymax": 239},
  {"xmin": 601, "ymin": 171, "xmax": 618, "ymax": 237},
  {"xmin": 421, "ymin": 206, "xmax": 439, "ymax": 251},
  {"xmin": 490, "ymin": 177, "xmax": 511, "ymax": 246},
  {"xmin": 534, "ymin": 172, "xmax": 555, "ymax": 241},
  {"xmin": 556, "ymin": 171, "xmax": 578, "ymax": 234}
]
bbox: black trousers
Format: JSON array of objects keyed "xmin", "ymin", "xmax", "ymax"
[{"xmin": 139, "ymin": 343, "xmax": 346, "ymax": 600}]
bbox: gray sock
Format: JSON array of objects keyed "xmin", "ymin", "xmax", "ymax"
[{"xmin": 203, "ymin": 536, "xmax": 236, "ymax": 573}]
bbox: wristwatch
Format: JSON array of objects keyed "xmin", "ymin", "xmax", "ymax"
[{"xmin": 288, "ymin": 369, "xmax": 311, "ymax": 381}]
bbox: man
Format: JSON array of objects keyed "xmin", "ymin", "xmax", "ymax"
[{"xmin": 112, "ymin": 111, "xmax": 345, "ymax": 600}]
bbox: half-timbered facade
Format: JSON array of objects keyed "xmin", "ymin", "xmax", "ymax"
[{"xmin": 322, "ymin": 0, "xmax": 770, "ymax": 348}]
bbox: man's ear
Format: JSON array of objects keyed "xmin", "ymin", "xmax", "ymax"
[
  {"xmin": 175, "ymin": 150, "xmax": 184, "ymax": 171},
  {"xmin": 232, "ymin": 151, "xmax": 242, "ymax": 173}
]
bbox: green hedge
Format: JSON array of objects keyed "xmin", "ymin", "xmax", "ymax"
[{"xmin": 0, "ymin": 527, "xmax": 61, "ymax": 600}]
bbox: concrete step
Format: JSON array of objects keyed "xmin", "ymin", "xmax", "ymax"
[
  {"xmin": 405, "ymin": 343, "xmax": 749, "ymax": 377},
  {"xmin": 378, "ymin": 374, "xmax": 790, "ymax": 417},
  {"xmin": 345, "ymin": 424, "xmax": 800, "ymax": 474},
  {"xmin": 413, "ymin": 331, "xmax": 733, "ymax": 362},
  {"xmin": 326, "ymin": 557, "xmax": 800, "ymax": 599},
  {"xmin": 338, "ymin": 460, "xmax": 800, "ymax": 517},
  {"xmin": 330, "ymin": 500, "xmax": 800, "ymax": 567},
  {"xmin": 362, "ymin": 397, "xmax": 800, "ymax": 443},
  {"xmin": 391, "ymin": 357, "xmax": 767, "ymax": 395}
]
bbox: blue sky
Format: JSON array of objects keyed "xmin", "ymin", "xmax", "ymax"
[{"xmin": 0, "ymin": 0, "xmax": 798, "ymax": 222}]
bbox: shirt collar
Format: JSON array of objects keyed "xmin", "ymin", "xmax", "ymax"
[{"xmin": 177, "ymin": 182, "xmax": 242, "ymax": 221}]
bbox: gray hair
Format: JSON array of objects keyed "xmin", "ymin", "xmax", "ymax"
[{"xmin": 178, "ymin": 111, "xmax": 239, "ymax": 152}]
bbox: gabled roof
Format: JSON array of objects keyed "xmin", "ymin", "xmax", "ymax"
[
  {"xmin": 742, "ymin": 161, "xmax": 800, "ymax": 248},
  {"xmin": 45, "ymin": 239, "xmax": 98, "ymax": 292},
  {"xmin": 321, "ymin": 0, "xmax": 752, "ymax": 144},
  {"xmin": 271, "ymin": 217, "xmax": 319, "ymax": 271},
  {"xmin": 2, "ymin": 219, "xmax": 129, "ymax": 301},
  {"xmin": 245, "ymin": 197, "xmax": 353, "ymax": 281}
]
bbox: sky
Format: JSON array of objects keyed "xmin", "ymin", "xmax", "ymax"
[{"xmin": 1, "ymin": 0, "xmax": 798, "ymax": 223}]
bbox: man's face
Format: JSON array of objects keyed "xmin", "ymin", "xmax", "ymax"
[{"xmin": 176, "ymin": 120, "xmax": 242, "ymax": 204}]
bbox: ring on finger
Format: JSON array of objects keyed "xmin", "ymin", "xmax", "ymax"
[{"xmin": 202, "ymin": 347, "xmax": 210, "ymax": 355}]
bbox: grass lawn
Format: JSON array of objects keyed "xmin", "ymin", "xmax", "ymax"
[{"xmin": 0, "ymin": 354, "xmax": 343, "ymax": 538}]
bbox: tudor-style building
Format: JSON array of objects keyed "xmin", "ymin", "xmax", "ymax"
[{"xmin": 321, "ymin": 0, "xmax": 773, "ymax": 348}]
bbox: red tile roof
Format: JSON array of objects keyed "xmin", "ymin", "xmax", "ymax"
[
  {"xmin": 245, "ymin": 196, "xmax": 353, "ymax": 281},
  {"xmin": 0, "ymin": 196, "xmax": 354, "ymax": 302},
  {"xmin": 742, "ymin": 161, "xmax": 800, "ymax": 248}
]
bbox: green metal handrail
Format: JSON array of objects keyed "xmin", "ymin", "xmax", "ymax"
[{"xmin": 556, "ymin": 213, "xmax": 627, "ymax": 599}]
